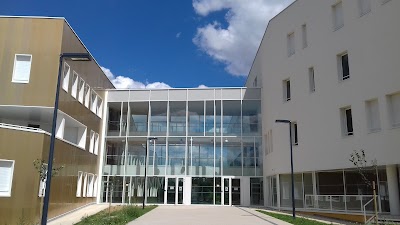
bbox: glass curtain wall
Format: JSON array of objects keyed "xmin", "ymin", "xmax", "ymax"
[
  {"xmin": 167, "ymin": 137, "xmax": 186, "ymax": 175},
  {"xmin": 169, "ymin": 102, "xmax": 186, "ymax": 136},
  {"xmin": 150, "ymin": 102, "xmax": 167, "ymax": 136},
  {"xmin": 129, "ymin": 102, "xmax": 148, "ymax": 136},
  {"xmin": 188, "ymin": 101, "xmax": 204, "ymax": 136}
]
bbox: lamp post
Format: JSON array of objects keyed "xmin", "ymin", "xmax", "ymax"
[
  {"xmin": 275, "ymin": 119, "xmax": 296, "ymax": 219},
  {"xmin": 41, "ymin": 53, "xmax": 91, "ymax": 225},
  {"xmin": 143, "ymin": 137, "xmax": 158, "ymax": 209}
]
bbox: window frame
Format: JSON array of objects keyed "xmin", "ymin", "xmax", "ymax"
[
  {"xmin": 84, "ymin": 84, "xmax": 90, "ymax": 108},
  {"xmin": 12, "ymin": 54, "xmax": 32, "ymax": 84},
  {"xmin": 341, "ymin": 107, "xmax": 354, "ymax": 136},
  {"xmin": 62, "ymin": 63, "xmax": 70, "ymax": 92},
  {"xmin": 291, "ymin": 122, "xmax": 299, "ymax": 146},
  {"xmin": 388, "ymin": 92, "xmax": 400, "ymax": 128},
  {"xmin": 309, "ymin": 67, "xmax": 315, "ymax": 93},
  {"xmin": 78, "ymin": 77, "xmax": 85, "ymax": 104},
  {"xmin": 71, "ymin": 71, "xmax": 79, "ymax": 99},
  {"xmin": 332, "ymin": 1, "xmax": 344, "ymax": 31},
  {"xmin": 283, "ymin": 79, "xmax": 291, "ymax": 102},
  {"xmin": 89, "ymin": 130, "xmax": 95, "ymax": 153},
  {"xmin": 0, "ymin": 159, "xmax": 15, "ymax": 197},
  {"xmin": 76, "ymin": 171, "xmax": 83, "ymax": 197},
  {"xmin": 287, "ymin": 32, "xmax": 295, "ymax": 57},
  {"xmin": 302, "ymin": 24, "xmax": 308, "ymax": 49},
  {"xmin": 338, "ymin": 52, "xmax": 350, "ymax": 81},
  {"xmin": 365, "ymin": 99, "xmax": 381, "ymax": 133},
  {"xmin": 358, "ymin": 0, "xmax": 371, "ymax": 17}
]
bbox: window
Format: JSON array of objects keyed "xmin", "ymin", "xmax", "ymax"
[
  {"xmin": 309, "ymin": 67, "xmax": 315, "ymax": 92},
  {"xmin": 94, "ymin": 133, "xmax": 99, "ymax": 155},
  {"xmin": 97, "ymin": 97, "xmax": 103, "ymax": 118},
  {"xmin": 91, "ymin": 91, "xmax": 98, "ymax": 113},
  {"xmin": 332, "ymin": 1, "xmax": 344, "ymax": 31},
  {"xmin": 0, "ymin": 160, "xmax": 15, "ymax": 197},
  {"xmin": 93, "ymin": 175, "xmax": 98, "ymax": 197},
  {"xmin": 62, "ymin": 63, "xmax": 70, "ymax": 92},
  {"xmin": 287, "ymin": 32, "xmax": 295, "ymax": 57},
  {"xmin": 78, "ymin": 78, "xmax": 85, "ymax": 103},
  {"xmin": 283, "ymin": 79, "xmax": 291, "ymax": 102},
  {"xmin": 12, "ymin": 54, "xmax": 32, "ymax": 83},
  {"xmin": 388, "ymin": 92, "xmax": 400, "ymax": 128},
  {"xmin": 76, "ymin": 171, "xmax": 83, "ymax": 197},
  {"xmin": 302, "ymin": 24, "xmax": 308, "ymax": 48},
  {"xmin": 89, "ymin": 130, "xmax": 95, "ymax": 153},
  {"xmin": 358, "ymin": 0, "xmax": 371, "ymax": 16},
  {"xmin": 291, "ymin": 122, "xmax": 298, "ymax": 145},
  {"xmin": 84, "ymin": 84, "xmax": 90, "ymax": 108},
  {"xmin": 253, "ymin": 77, "xmax": 258, "ymax": 87},
  {"xmin": 341, "ymin": 107, "xmax": 354, "ymax": 136},
  {"xmin": 71, "ymin": 72, "xmax": 79, "ymax": 99},
  {"xmin": 82, "ymin": 173, "xmax": 87, "ymax": 197},
  {"xmin": 38, "ymin": 164, "xmax": 47, "ymax": 197},
  {"xmin": 366, "ymin": 99, "xmax": 381, "ymax": 132},
  {"xmin": 87, "ymin": 174, "xmax": 94, "ymax": 197},
  {"xmin": 338, "ymin": 52, "xmax": 350, "ymax": 80}
]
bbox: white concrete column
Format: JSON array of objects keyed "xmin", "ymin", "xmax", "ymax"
[
  {"xmin": 387, "ymin": 165, "xmax": 400, "ymax": 215},
  {"xmin": 241, "ymin": 177, "xmax": 250, "ymax": 206}
]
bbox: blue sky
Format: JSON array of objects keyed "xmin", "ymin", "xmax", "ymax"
[{"xmin": 1, "ymin": 0, "xmax": 293, "ymax": 89}]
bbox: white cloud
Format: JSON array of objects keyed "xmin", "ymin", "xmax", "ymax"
[
  {"xmin": 176, "ymin": 32, "xmax": 182, "ymax": 38},
  {"xmin": 193, "ymin": 0, "xmax": 294, "ymax": 76},
  {"xmin": 197, "ymin": 84, "xmax": 208, "ymax": 88},
  {"xmin": 101, "ymin": 66, "xmax": 171, "ymax": 89}
]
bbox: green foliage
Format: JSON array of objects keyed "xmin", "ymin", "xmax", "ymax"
[
  {"xmin": 33, "ymin": 159, "xmax": 64, "ymax": 182},
  {"xmin": 74, "ymin": 205, "xmax": 157, "ymax": 225},
  {"xmin": 256, "ymin": 210, "xmax": 332, "ymax": 225}
]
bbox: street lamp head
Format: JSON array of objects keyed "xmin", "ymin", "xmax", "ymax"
[
  {"xmin": 61, "ymin": 53, "xmax": 91, "ymax": 61},
  {"xmin": 275, "ymin": 119, "xmax": 291, "ymax": 124}
]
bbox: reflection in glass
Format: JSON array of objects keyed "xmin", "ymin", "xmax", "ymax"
[
  {"xmin": 242, "ymin": 100, "xmax": 261, "ymax": 135},
  {"xmin": 250, "ymin": 178, "xmax": 263, "ymax": 205},
  {"xmin": 191, "ymin": 177, "xmax": 214, "ymax": 204},
  {"xmin": 223, "ymin": 101, "xmax": 241, "ymax": 135},
  {"xmin": 146, "ymin": 177, "xmax": 165, "ymax": 204},
  {"xmin": 107, "ymin": 103, "xmax": 122, "ymax": 136},
  {"xmin": 169, "ymin": 101, "xmax": 186, "ymax": 136},
  {"xmin": 129, "ymin": 102, "xmax": 148, "ymax": 136},
  {"xmin": 104, "ymin": 140, "xmax": 125, "ymax": 175},
  {"xmin": 243, "ymin": 138, "xmax": 255, "ymax": 176},
  {"xmin": 188, "ymin": 137, "xmax": 214, "ymax": 176},
  {"xmin": 188, "ymin": 101, "xmax": 204, "ymax": 135},
  {"xmin": 222, "ymin": 138, "xmax": 242, "ymax": 176},
  {"xmin": 167, "ymin": 138, "xmax": 186, "ymax": 175},
  {"xmin": 205, "ymin": 101, "xmax": 214, "ymax": 135},
  {"xmin": 215, "ymin": 101, "xmax": 221, "ymax": 135},
  {"xmin": 148, "ymin": 138, "xmax": 166, "ymax": 176},
  {"xmin": 125, "ymin": 138, "xmax": 146, "ymax": 176},
  {"xmin": 150, "ymin": 101, "xmax": 167, "ymax": 135}
]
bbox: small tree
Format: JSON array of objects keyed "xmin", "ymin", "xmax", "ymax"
[
  {"xmin": 33, "ymin": 159, "xmax": 64, "ymax": 219},
  {"xmin": 349, "ymin": 149, "xmax": 378, "ymax": 224}
]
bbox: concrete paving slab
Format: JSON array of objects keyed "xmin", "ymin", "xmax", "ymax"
[
  {"xmin": 128, "ymin": 205, "xmax": 292, "ymax": 225},
  {"xmin": 47, "ymin": 204, "xmax": 108, "ymax": 225}
]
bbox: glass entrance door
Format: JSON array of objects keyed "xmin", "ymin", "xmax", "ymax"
[
  {"xmin": 166, "ymin": 177, "xmax": 185, "ymax": 204},
  {"xmin": 232, "ymin": 178, "xmax": 241, "ymax": 205},
  {"xmin": 167, "ymin": 178, "xmax": 176, "ymax": 204},
  {"xmin": 223, "ymin": 177, "xmax": 230, "ymax": 205}
]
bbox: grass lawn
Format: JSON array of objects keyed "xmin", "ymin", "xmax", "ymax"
[
  {"xmin": 256, "ymin": 210, "xmax": 332, "ymax": 225},
  {"xmin": 75, "ymin": 205, "xmax": 157, "ymax": 225}
]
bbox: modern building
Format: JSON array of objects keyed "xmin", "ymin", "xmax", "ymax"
[
  {"xmin": 100, "ymin": 88, "xmax": 262, "ymax": 206},
  {"xmin": 1, "ymin": 0, "xmax": 400, "ymax": 223},
  {"xmin": 0, "ymin": 16, "xmax": 114, "ymax": 224},
  {"xmin": 247, "ymin": 0, "xmax": 400, "ymax": 220}
]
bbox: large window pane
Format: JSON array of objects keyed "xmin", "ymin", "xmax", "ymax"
[
  {"xmin": 222, "ymin": 137, "xmax": 242, "ymax": 176},
  {"xmin": 150, "ymin": 102, "xmax": 167, "ymax": 135},
  {"xmin": 169, "ymin": 101, "xmax": 186, "ymax": 136},
  {"xmin": 223, "ymin": 101, "xmax": 241, "ymax": 135},
  {"xmin": 215, "ymin": 101, "xmax": 221, "ymax": 135},
  {"xmin": 125, "ymin": 137, "xmax": 146, "ymax": 176},
  {"xmin": 191, "ymin": 177, "xmax": 214, "ymax": 204},
  {"xmin": 243, "ymin": 138, "xmax": 255, "ymax": 176},
  {"xmin": 104, "ymin": 140, "xmax": 125, "ymax": 175},
  {"xmin": 167, "ymin": 137, "xmax": 186, "ymax": 175},
  {"xmin": 107, "ymin": 103, "xmax": 122, "ymax": 136},
  {"xmin": 148, "ymin": 137, "xmax": 166, "ymax": 176},
  {"xmin": 129, "ymin": 102, "xmax": 148, "ymax": 136},
  {"xmin": 188, "ymin": 137, "xmax": 214, "ymax": 176},
  {"xmin": 205, "ymin": 101, "xmax": 214, "ymax": 136},
  {"xmin": 242, "ymin": 100, "xmax": 261, "ymax": 135},
  {"xmin": 188, "ymin": 101, "xmax": 204, "ymax": 136},
  {"xmin": 146, "ymin": 177, "xmax": 165, "ymax": 204}
]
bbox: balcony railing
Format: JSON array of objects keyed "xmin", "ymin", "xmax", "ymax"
[{"xmin": 304, "ymin": 194, "xmax": 381, "ymax": 213}]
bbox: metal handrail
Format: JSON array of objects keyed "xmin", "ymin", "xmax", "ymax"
[{"xmin": 364, "ymin": 196, "xmax": 377, "ymax": 224}]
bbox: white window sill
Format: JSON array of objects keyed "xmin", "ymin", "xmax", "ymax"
[
  {"xmin": 12, "ymin": 80, "xmax": 29, "ymax": 84},
  {"xmin": 0, "ymin": 192, "xmax": 11, "ymax": 197}
]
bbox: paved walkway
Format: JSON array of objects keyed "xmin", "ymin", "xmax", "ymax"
[
  {"xmin": 48, "ymin": 204, "xmax": 108, "ymax": 225},
  {"xmin": 128, "ymin": 206, "xmax": 292, "ymax": 225}
]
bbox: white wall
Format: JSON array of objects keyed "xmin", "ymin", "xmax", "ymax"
[{"xmin": 250, "ymin": 0, "xmax": 400, "ymax": 176}]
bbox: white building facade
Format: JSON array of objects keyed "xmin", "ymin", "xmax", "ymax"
[{"xmin": 247, "ymin": 0, "xmax": 400, "ymax": 216}]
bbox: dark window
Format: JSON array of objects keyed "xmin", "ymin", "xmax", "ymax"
[
  {"xmin": 28, "ymin": 124, "xmax": 40, "ymax": 129},
  {"xmin": 345, "ymin": 108, "xmax": 353, "ymax": 135},
  {"xmin": 292, "ymin": 123, "xmax": 298, "ymax": 145},
  {"xmin": 286, "ymin": 80, "xmax": 291, "ymax": 101},
  {"xmin": 341, "ymin": 54, "xmax": 350, "ymax": 80}
]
